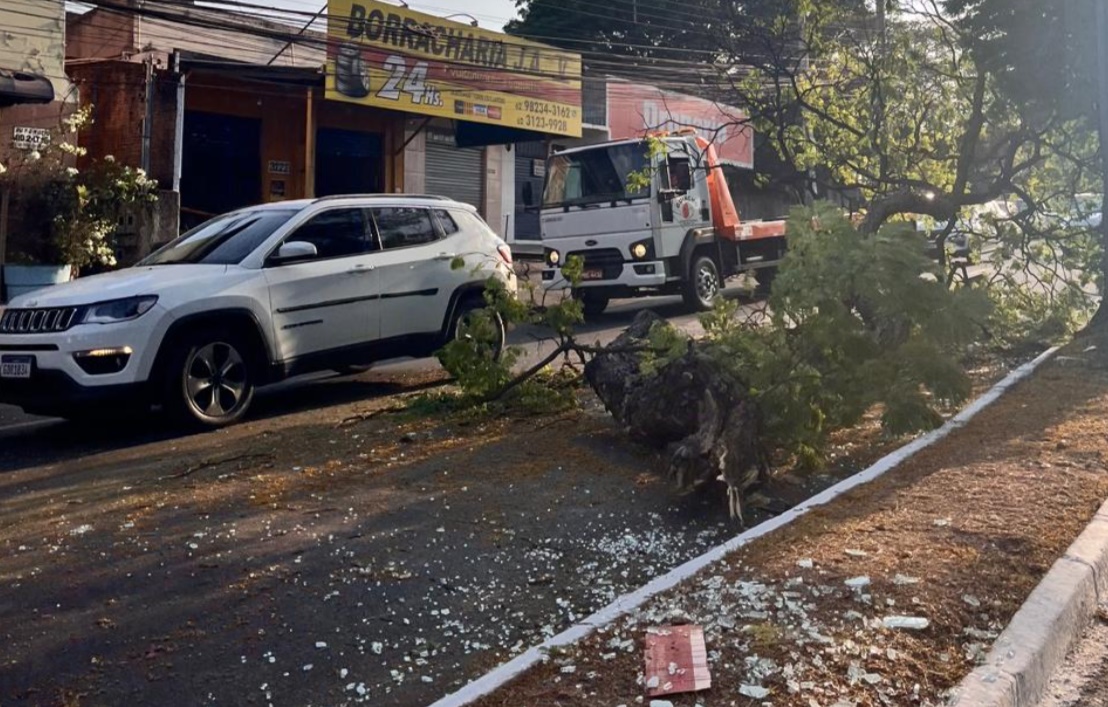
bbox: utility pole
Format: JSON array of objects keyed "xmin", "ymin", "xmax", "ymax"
[{"xmin": 1095, "ymin": 0, "xmax": 1108, "ymax": 292}]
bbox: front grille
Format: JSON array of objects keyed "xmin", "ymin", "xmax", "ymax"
[
  {"xmin": 0, "ymin": 307, "xmax": 79, "ymax": 334},
  {"xmin": 567, "ymin": 248, "xmax": 625, "ymax": 280}
]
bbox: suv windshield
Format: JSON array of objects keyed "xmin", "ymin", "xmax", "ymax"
[
  {"xmin": 140, "ymin": 209, "xmax": 297, "ymax": 266},
  {"xmin": 543, "ymin": 143, "xmax": 649, "ymax": 207}
]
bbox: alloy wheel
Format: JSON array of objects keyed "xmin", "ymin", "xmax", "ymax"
[
  {"xmin": 184, "ymin": 342, "xmax": 248, "ymax": 420},
  {"xmin": 695, "ymin": 261, "xmax": 721, "ymax": 305}
]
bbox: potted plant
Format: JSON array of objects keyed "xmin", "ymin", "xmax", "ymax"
[{"xmin": 0, "ymin": 107, "xmax": 157, "ymax": 301}]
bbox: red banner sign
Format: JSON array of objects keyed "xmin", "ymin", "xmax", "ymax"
[{"xmin": 607, "ymin": 80, "xmax": 753, "ymax": 168}]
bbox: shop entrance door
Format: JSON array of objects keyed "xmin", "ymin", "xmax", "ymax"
[
  {"xmin": 315, "ymin": 128, "xmax": 384, "ymax": 197},
  {"xmin": 180, "ymin": 111, "xmax": 262, "ymax": 229}
]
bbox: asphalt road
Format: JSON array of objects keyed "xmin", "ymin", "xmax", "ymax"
[
  {"xmin": 0, "ymin": 289, "xmax": 723, "ymax": 438},
  {"xmin": 0, "ymin": 286, "xmax": 772, "ymax": 707}
]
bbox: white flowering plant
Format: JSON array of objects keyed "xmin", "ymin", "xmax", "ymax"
[{"xmin": 0, "ymin": 106, "xmax": 157, "ymax": 270}]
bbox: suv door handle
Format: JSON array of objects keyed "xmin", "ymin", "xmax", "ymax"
[
  {"xmin": 433, "ymin": 252, "xmax": 457, "ymax": 262},
  {"xmin": 346, "ymin": 264, "xmax": 375, "ymax": 275}
]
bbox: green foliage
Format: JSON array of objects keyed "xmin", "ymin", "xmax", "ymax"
[
  {"xmin": 433, "ymin": 254, "xmax": 586, "ymax": 412},
  {"xmin": 624, "ymin": 137, "xmax": 666, "ymax": 195},
  {"xmin": 1, "ymin": 106, "xmax": 158, "ymax": 269},
  {"xmin": 700, "ymin": 204, "xmax": 990, "ymax": 466},
  {"xmin": 946, "ymin": 0, "xmax": 1096, "ymax": 124},
  {"xmin": 638, "ymin": 320, "xmax": 689, "ymax": 377}
]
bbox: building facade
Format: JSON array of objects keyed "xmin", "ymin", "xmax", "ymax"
[
  {"xmin": 63, "ymin": 0, "xmax": 582, "ymax": 257},
  {"xmin": 0, "ymin": 0, "xmax": 77, "ymax": 167}
]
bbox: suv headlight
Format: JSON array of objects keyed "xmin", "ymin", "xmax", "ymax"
[{"xmin": 78, "ymin": 296, "xmax": 159, "ymax": 325}]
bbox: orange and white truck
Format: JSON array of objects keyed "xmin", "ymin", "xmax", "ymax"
[{"xmin": 538, "ymin": 129, "xmax": 787, "ymax": 315}]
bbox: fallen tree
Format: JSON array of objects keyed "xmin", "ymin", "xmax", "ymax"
[
  {"xmin": 585, "ymin": 310, "xmax": 769, "ymax": 521},
  {"xmin": 436, "ymin": 206, "xmax": 993, "ymax": 522}
]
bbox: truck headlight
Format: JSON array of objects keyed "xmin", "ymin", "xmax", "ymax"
[
  {"xmin": 78, "ymin": 296, "xmax": 158, "ymax": 325},
  {"xmin": 629, "ymin": 239, "xmax": 654, "ymax": 260},
  {"xmin": 545, "ymin": 248, "xmax": 561, "ymax": 266}
]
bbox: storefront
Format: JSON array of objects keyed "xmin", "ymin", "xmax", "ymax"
[
  {"xmin": 324, "ymin": 0, "xmax": 582, "ymax": 234},
  {"xmin": 424, "ymin": 127, "xmax": 484, "ymax": 212},
  {"xmin": 63, "ymin": 0, "xmax": 582, "ymax": 245},
  {"xmin": 176, "ymin": 66, "xmax": 407, "ymax": 228}
]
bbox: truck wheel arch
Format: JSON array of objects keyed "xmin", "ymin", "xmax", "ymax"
[{"xmin": 679, "ymin": 227, "xmax": 720, "ymax": 277}]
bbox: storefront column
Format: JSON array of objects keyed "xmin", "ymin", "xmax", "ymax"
[
  {"xmin": 484, "ymin": 146, "xmax": 502, "ymax": 234},
  {"xmin": 499, "ymin": 146, "xmax": 515, "ymax": 241},
  {"xmin": 304, "ymin": 88, "xmax": 316, "ymax": 198},
  {"xmin": 402, "ymin": 118, "xmax": 426, "ymax": 194}
]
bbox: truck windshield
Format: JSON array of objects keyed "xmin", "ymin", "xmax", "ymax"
[{"xmin": 543, "ymin": 143, "xmax": 649, "ymax": 207}]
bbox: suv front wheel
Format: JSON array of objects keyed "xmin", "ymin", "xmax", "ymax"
[{"xmin": 167, "ymin": 329, "xmax": 257, "ymax": 427}]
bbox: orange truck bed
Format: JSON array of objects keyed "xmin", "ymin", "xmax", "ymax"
[{"xmin": 694, "ymin": 135, "xmax": 786, "ymax": 242}]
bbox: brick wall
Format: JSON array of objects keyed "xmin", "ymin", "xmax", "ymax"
[{"xmin": 67, "ymin": 60, "xmax": 179, "ymax": 189}]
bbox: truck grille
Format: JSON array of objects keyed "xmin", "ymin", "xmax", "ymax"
[
  {"xmin": 0, "ymin": 307, "xmax": 79, "ymax": 334},
  {"xmin": 567, "ymin": 248, "xmax": 625, "ymax": 280}
]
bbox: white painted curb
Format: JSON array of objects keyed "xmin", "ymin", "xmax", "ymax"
[
  {"xmin": 949, "ymin": 501, "xmax": 1108, "ymax": 706},
  {"xmin": 430, "ymin": 346, "xmax": 1061, "ymax": 707}
]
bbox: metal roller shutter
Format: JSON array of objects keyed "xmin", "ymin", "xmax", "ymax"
[{"xmin": 425, "ymin": 140, "xmax": 484, "ymax": 212}]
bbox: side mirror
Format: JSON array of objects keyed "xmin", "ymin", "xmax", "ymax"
[
  {"xmin": 273, "ymin": 240, "xmax": 318, "ymax": 263},
  {"xmin": 522, "ymin": 182, "xmax": 535, "ymax": 207}
]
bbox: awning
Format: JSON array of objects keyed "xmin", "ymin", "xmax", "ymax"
[
  {"xmin": 0, "ymin": 69, "xmax": 54, "ymax": 108},
  {"xmin": 453, "ymin": 121, "xmax": 549, "ymax": 148},
  {"xmin": 178, "ymin": 55, "xmax": 324, "ymax": 87}
]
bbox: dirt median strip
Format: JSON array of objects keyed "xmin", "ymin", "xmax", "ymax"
[{"xmin": 432, "ymin": 342, "xmax": 1108, "ymax": 707}]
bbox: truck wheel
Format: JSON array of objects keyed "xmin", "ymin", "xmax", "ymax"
[
  {"xmin": 683, "ymin": 254, "xmax": 722, "ymax": 311},
  {"xmin": 754, "ymin": 267, "xmax": 778, "ymax": 296},
  {"xmin": 574, "ymin": 290, "xmax": 610, "ymax": 318},
  {"xmin": 449, "ymin": 299, "xmax": 506, "ymax": 362},
  {"xmin": 166, "ymin": 329, "xmax": 256, "ymax": 428}
]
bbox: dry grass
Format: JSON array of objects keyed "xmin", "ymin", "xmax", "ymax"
[{"xmin": 473, "ymin": 343, "xmax": 1108, "ymax": 706}]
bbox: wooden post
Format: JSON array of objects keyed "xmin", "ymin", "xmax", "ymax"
[
  {"xmin": 304, "ymin": 87, "xmax": 316, "ymax": 198},
  {"xmin": 0, "ymin": 185, "xmax": 9, "ymax": 301}
]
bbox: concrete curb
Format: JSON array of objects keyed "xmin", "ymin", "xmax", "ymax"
[
  {"xmin": 429, "ymin": 345, "xmax": 1061, "ymax": 707},
  {"xmin": 949, "ymin": 502, "xmax": 1108, "ymax": 706}
]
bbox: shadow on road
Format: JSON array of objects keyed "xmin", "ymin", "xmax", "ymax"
[{"xmin": 0, "ymin": 372, "xmax": 447, "ymax": 474}]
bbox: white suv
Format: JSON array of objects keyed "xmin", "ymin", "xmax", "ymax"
[{"xmin": 0, "ymin": 195, "xmax": 516, "ymax": 426}]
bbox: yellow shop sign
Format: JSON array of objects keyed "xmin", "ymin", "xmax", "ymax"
[{"xmin": 326, "ymin": 0, "xmax": 583, "ymax": 137}]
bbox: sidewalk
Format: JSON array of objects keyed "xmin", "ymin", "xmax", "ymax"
[
  {"xmin": 1040, "ymin": 606, "xmax": 1108, "ymax": 706},
  {"xmin": 456, "ymin": 340, "xmax": 1108, "ymax": 706}
]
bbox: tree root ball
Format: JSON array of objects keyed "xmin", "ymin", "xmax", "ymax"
[{"xmin": 584, "ymin": 311, "xmax": 769, "ymax": 521}]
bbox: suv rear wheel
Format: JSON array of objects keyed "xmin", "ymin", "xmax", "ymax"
[
  {"xmin": 167, "ymin": 329, "xmax": 256, "ymax": 427},
  {"xmin": 449, "ymin": 299, "xmax": 506, "ymax": 362}
]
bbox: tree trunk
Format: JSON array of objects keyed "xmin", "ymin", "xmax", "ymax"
[
  {"xmin": 1087, "ymin": 0, "xmax": 1108, "ymax": 335},
  {"xmin": 584, "ymin": 310, "xmax": 768, "ymax": 522}
]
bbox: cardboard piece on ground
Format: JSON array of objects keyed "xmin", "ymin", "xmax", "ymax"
[{"xmin": 643, "ymin": 624, "xmax": 711, "ymax": 696}]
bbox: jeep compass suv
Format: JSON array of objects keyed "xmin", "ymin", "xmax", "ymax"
[{"xmin": 0, "ymin": 195, "xmax": 516, "ymax": 426}]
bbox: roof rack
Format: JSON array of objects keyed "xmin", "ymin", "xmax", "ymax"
[{"xmin": 312, "ymin": 193, "xmax": 456, "ymax": 203}]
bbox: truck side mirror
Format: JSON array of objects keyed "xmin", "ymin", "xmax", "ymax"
[{"xmin": 522, "ymin": 182, "xmax": 535, "ymax": 207}]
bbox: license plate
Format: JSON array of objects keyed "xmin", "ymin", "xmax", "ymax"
[
  {"xmin": 581, "ymin": 269, "xmax": 604, "ymax": 281},
  {"xmin": 0, "ymin": 355, "xmax": 33, "ymax": 379}
]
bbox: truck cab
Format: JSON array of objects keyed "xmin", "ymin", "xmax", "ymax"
[{"xmin": 538, "ymin": 131, "xmax": 786, "ymax": 315}]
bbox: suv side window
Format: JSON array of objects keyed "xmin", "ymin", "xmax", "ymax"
[
  {"xmin": 372, "ymin": 207, "xmax": 439, "ymax": 249},
  {"xmin": 433, "ymin": 209, "xmax": 460, "ymax": 236},
  {"xmin": 286, "ymin": 208, "xmax": 372, "ymax": 260}
]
